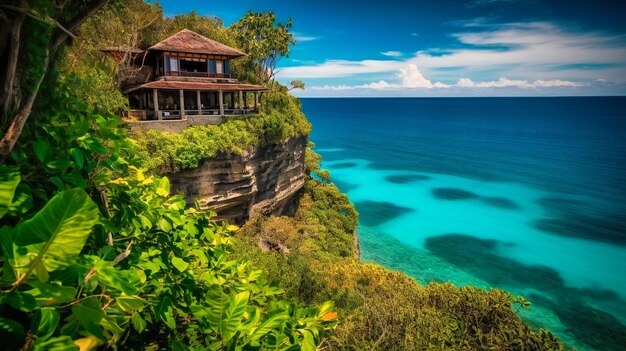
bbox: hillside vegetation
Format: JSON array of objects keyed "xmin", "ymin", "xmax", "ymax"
[
  {"xmin": 134, "ymin": 87, "xmax": 311, "ymax": 173},
  {"xmin": 233, "ymin": 154, "xmax": 564, "ymax": 350},
  {"xmin": 1, "ymin": 1, "xmax": 563, "ymax": 350}
]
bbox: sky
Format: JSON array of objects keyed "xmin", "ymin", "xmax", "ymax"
[{"xmin": 159, "ymin": 0, "xmax": 626, "ymax": 97}]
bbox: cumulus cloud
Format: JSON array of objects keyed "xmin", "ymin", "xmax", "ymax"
[
  {"xmin": 454, "ymin": 77, "xmax": 583, "ymax": 88},
  {"xmin": 398, "ymin": 64, "xmax": 434, "ymax": 88},
  {"xmin": 278, "ymin": 21, "xmax": 626, "ymax": 85},
  {"xmin": 310, "ymin": 65, "xmax": 582, "ymax": 91}
]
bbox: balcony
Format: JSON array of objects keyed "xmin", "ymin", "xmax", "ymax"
[{"xmin": 165, "ymin": 70, "xmax": 230, "ymax": 79}]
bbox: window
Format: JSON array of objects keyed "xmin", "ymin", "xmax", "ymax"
[
  {"xmin": 216, "ymin": 60, "xmax": 223, "ymax": 74},
  {"xmin": 170, "ymin": 57, "xmax": 179, "ymax": 72}
]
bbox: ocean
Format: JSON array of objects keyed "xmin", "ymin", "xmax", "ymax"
[{"xmin": 301, "ymin": 97, "xmax": 626, "ymax": 351}]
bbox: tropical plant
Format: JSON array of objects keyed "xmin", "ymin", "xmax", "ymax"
[
  {"xmin": 0, "ymin": 77, "xmax": 336, "ymax": 349},
  {"xmin": 230, "ymin": 11, "xmax": 295, "ymax": 83}
]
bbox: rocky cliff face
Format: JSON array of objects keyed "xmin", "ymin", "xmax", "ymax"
[{"xmin": 169, "ymin": 135, "xmax": 307, "ymax": 224}]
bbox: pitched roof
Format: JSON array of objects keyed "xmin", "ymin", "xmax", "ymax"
[
  {"xmin": 148, "ymin": 29, "xmax": 245, "ymax": 56},
  {"xmin": 126, "ymin": 80, "xmax": 268, "ymax": 93}
]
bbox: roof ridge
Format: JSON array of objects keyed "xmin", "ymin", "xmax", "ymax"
[{"xmin": 148, "ymin": 29, "xmax": 245, "ymax": 56}]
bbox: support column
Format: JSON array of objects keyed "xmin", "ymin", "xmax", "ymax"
[
  {"xmin": 196, "ymin": 91, "xmax": 202, "ymax": 115},
  {"xmin": 253, "ymin": 91, "xmax": 258, "ymax": 110},
  {"xmin": 218, "ymin": 90, "xmax": 224, "ymax": 116},
  {"xmin": 179, "ymin": 90, "xmax": 185, "ymax": 118},
  {"xmin": 238, "ymin": 90, "xmax": 244, "ymax": 110},
  {"xmin": 153, "ymin": 89, "xmax": 160, "ymax": 120},
  {"xmin": 243, "ymin": 92, "xmax": 248, "ymax": 109}
]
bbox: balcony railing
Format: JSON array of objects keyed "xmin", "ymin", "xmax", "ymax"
[{"xmin": 164, "ymin": 70, "xmax": 230, "ymax": 78}]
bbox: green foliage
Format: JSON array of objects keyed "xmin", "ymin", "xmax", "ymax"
[
  {"xmin": 0, "ymin": 166, "xmax": 20, "ymax": 218},
  {"xmin": 58, "ymin": 71, "xmax": 128, "ymax": 115},
  {"xmin": 234, "ymin": 175, "xmax": 564, "ymax": 350},
  {"xmin": 325, "ymin": 262, "xmax": 563, "ymax": 350},
  {"xmin": 0, "ymin": 81, "xmax": 335, "ymax": 349},
  {"xmin": 289, "ymin": 80, "xmax": 306, "ymax": 91},
  {"xmin": 134, "ymin": 89, "xmax": 311, "ymax": 173},
  {"xmin": 230, "ymin": 11, "xmax": 296, "ymax": 83},
  {"xmin": 304, "ymin": 146, "xmax": 322, "ymax": 174}
]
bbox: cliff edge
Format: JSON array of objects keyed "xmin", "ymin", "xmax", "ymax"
[{"xmin": 169, "ymin": 135, "xmax": 307, "ymax": 223}]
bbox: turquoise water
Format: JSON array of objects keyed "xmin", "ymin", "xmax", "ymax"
[{"xmin": 302, "ymin": 97, "xmax": 626, "ymax": 351}]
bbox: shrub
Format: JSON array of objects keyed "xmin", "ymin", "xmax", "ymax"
[
  {"xmin": 134, "ymin": 89, "xmax": 311, "ymax": 173},
  {"xmin": 0, "ymin": 83, "xmax": 336, "ymax": 350}
]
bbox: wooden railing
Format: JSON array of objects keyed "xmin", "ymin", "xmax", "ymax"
[{"xmin": 164, "ymin": 70, "xmax": 229, "ymax": 78}]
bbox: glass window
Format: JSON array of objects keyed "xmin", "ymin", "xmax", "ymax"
[
  {"xmin": 216, "ymin": 60, "xmax": 223, "ymax": 74},
  {"xmin": 208, "ymin": 59, "xmax": 215, "ymax": 73},
  {"xmin": 170, "ymin": 57, "xmax": 178, "ymax": 72}
]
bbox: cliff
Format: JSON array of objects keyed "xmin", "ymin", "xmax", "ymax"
[{"xmin": 169, "ymin": 135, "xmax": 307, "ymax": 223}]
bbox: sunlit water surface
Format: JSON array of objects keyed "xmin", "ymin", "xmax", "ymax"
[{"xmin": 302, "ymin": 97, "xmax": 626, "ymax": 351}]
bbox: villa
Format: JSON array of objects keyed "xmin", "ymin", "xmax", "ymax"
[{"xmin": 102, "ymin": 29, "xmax": 268, "ymax": 129}]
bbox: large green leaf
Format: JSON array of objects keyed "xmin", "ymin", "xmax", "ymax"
[
  {"xmin": 32, "ymin": 335, "xmax": 79, "ymax": 351},
  {"xmin": 245, "ymin": 311, "xmax": 290, "ymax": 342},
  {"xmin": 72, "ymin": 298, "xmax": 105, "ymax": 339},
  {"xmin": 154, "ymin": 295, "xmax": 176, "ymax": 329},
  {"xmin": 31, "ymin": 307, "xmax": 60, "ymax": 342},
  {"xmin": 219, "ymin": 291, "xmax": 250, "ymax": 341},
  {"xmin": 10, "ymin": 188, "xmax": 99, "ymax": 281},
  {"xmin": 0, "ymin": 165, "xmax": 20, "ymax": 219},
  {"xmin": 171, "ymin": 256, "xmax": 189, "ymax": 272},
  {"xmin": 1, "ymin": 189, "xmax": 98, "ymax": 281}
]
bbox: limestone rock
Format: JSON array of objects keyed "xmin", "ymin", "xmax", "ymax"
[{"xmin": 169, "ymin": 135, "xmax": 307, "ymax": 224}]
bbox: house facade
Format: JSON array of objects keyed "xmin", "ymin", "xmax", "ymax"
[{"xmin": 103, "ymin": 29, "xmax": 268, "ymax": 123}]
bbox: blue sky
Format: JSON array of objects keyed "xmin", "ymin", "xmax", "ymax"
[{"xmin": 160, "ymin": 0, "xmax": 626, "ymax": 96}]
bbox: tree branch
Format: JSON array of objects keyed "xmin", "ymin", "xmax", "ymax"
[
  {"xmin": 0, "ymin": 0, "xmax": 111, "ymax": 159},
  {"xmin": 0, "ymin": 50, "xmax": 49, "ymax": 159}
]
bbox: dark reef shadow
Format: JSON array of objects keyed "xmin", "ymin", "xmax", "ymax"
[
  {"xmin": 481, "ymin": 196, "xmax": 519, "ymax": 209},
  {"xmin": 330, "ymin": 162, "xmax": 359, "ymax": 169},
  {"xmin": 386, "ymin": 174, "xmax": 432, "ymax": 184},
  {"xmin": 425, "ymin": 233, "xmax": 626, "ymax": 351},
  {"xmin": 432, "ymin": 188, "xmax": 477, "ymax": 200},
  {"xmin": 534, "ymin": 196, "xmax": 626, "ymax": 246},
  {"xmin": 331, "ymin": 179, "xmax": 358, "ymax": 193},
  {"xmin": 354, "ymin": 200, "xmax": 413, "ymax": 227},
  {"xmin": 432, "ymin": 188, "xmax": 520, "ymax": 210}
]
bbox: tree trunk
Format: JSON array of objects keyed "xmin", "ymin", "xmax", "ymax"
[
  {"xmin": 1, "ymin": 13, "xmax": 25, "ymax": 126},
  {"xmin": 0, "ymin": 0, "xmax": 111, "ymax": 160},
  {"xmin": 0, "ymin": 51, "xmax": 49, "ymax": 158}
]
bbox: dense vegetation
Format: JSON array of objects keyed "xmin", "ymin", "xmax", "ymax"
[
  {"xmin": 1, "ymin": 1, "xmax": 565, "ymax": 350},
  {"xmin": 0, "ymin": 1, "xmax": 335, "ymax": 350},
  {"xmin": 233, "ymin": 155, "xmax": 564, "ymax": 350},
  {"xmin": 134, "ymin": 87, "xmax": 311, "ymax": 173},
  {"xmin": 0, "ymin": 81, "xmax": 336, "ymax": 351}
]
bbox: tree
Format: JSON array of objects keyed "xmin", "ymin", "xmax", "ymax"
[
  {"xmin": 0, "ymin": 0, "xmax": 111, "ymax": 159},
  {"xmin": 229, "ymin": 11, "xmax": 295, "ymax": 83},
  {"xmin": 289, "ymin": 80, "xmax": 306, "ymax": 91}
]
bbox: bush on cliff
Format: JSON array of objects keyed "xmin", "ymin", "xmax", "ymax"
[
  {"xmin": 134, "ymin": 88, "xmax": 311, "ymax": 173},
  {"xmin": 0, "ymin": 80, "xmax": 335, "ymax": 351},
  {"xmin": 232, "ymin": 178, "xmax": 564, "ymax": 351}
]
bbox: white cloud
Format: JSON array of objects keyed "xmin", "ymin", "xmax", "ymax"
[
  {"xmin": 293, "ymin": 32, "xmax": 319, "ymax": 42},
  {"xmin": 398, "ymin": 64, "xmax": 434, "ymax": 88},
  {"xmin": 278, "ymin": 21, "xmax": 626, "ymax": 84},
  {"xmin": 455, "ymin": 77, "xmax": 583, "ymax": 88},
  {"xmin": 278, "ymin": 59, "xmax": 405, "ymax": 78},
  {"xmin": 309, "ymin": 65, "xmax": 582, "ymax": 91},
  {"xmin": 381, "ymin": 51, "xmax": 403, "ymax": 57}
]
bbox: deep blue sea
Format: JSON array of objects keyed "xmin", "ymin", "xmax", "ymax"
[{"xmin": 301, "ymin": 97, "xmax": 626, "ymax": 351}]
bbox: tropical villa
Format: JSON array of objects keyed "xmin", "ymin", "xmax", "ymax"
[{"xmin": 102, "ymin": 29, "xmax": 268, "ymax": 129}]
